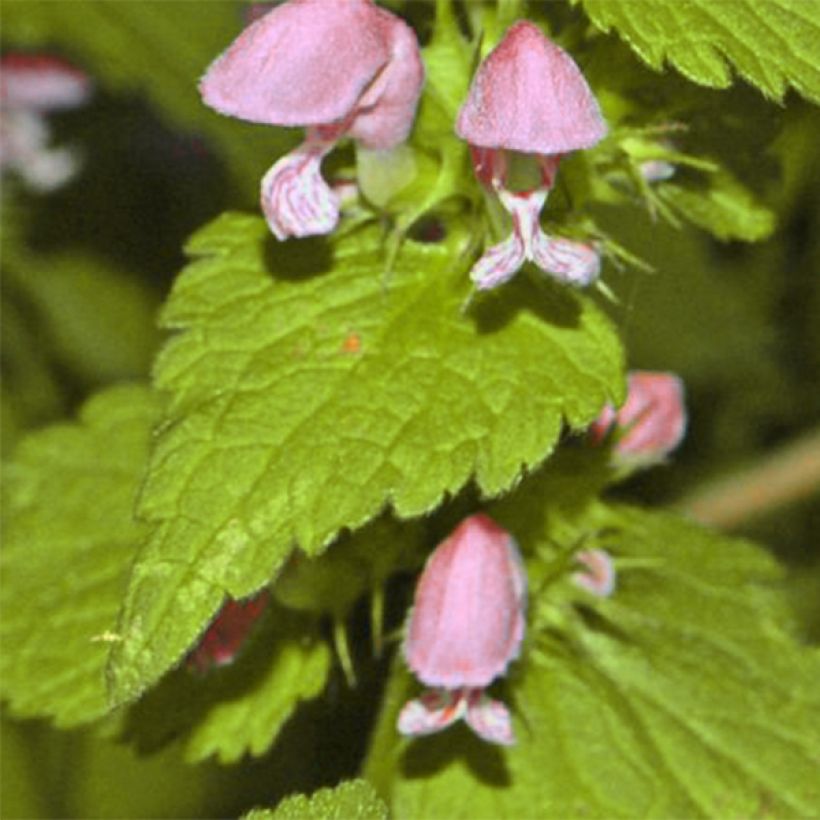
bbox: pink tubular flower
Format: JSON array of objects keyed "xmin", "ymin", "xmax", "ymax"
[
  {"xmin": 589, "ymin": 371, "xmax": 687, "ymax": 467},
  {"xmin": 186, "ymin": 590, "xmax": 270, "ymax": 673},
  {"xmin": 0, "ymin": 53, "xmax": 91, "ymax": 191},
  {"xmin": 199, "ymin": 0, "xmax": 423, "ymax": 240},
  {"xmin": 456, "ymin": 21, "xmax": 606, "ymax": 290},
  {"xmin": 398, "ymin": 514, "xmax": 527, "ymax": 746}
]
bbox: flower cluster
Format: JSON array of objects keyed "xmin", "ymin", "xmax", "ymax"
[
  {"xmin": 200, "ymin": 3, "xmax": 605, "ymax": 290},
  {"xmin": 197, "ymin": 7, "xmax": 693, "ymax": 748}
]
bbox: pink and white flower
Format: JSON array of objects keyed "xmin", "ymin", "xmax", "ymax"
[
  {"xmin": 589, "ymin": 370, "xmax": 687, "ymax": 468},
  {"xmin": 398, "ymin": 513, "xmax": 527, "ymax": 746},
  {"xmin": 1, "ymin": 53, "xmax": 91, "ymax": 192},
  {"xmin": 199, "ymin": 0, "xmax": 423, "ymax": 240},
  {"xmin": 456, "ymin": 21, "xmax": 606, "ymax": 290},
  {"xmin": 572, "ymin": 548, "xmax": 617, "ymax": 597}
]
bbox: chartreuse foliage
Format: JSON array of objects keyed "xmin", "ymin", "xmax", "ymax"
[
  {"xmin": 364, "ymin": 452, "xmax": 820, "ymax": 818},
  {"xmin": 579, "ymin": 0, "xmax": 820, "ymax": 104},
  {"xmin": 107, "ymin": 213, "xmax": 624, "ymax": 705},
  {"xmin": 1, "ymin": 1, "xmax": 818, "ymax": 817},
  {"xmin": 0, "ymin": 386, "xmax": 158, "ymax": 726},
  {"xmin": 245, "ymin": 779, "xmax": 387, "ymax": 820}
]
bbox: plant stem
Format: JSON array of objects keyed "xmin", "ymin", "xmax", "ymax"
[{"xmin": 676, "ymin": 426, "xmax": 820, "ymax": 529}]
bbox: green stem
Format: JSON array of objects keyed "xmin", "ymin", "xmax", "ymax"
[{"xmin": 332, "ymin": 616, "xmax": 357, "ymax": 688}]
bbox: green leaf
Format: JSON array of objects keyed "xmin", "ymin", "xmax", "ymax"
[
  {"xmin": 358, "ymin": 0, "xmax": 475, "ymax": 230},
  {"xmin": 245, "ymin": 780, "xmax": 388, "ymax": 820},
  {"xmin": 578, "ymin": 0, "xmax": 820, "ymax": 104},
  {"xmin": 1, "ymin": 291, "xmax": 67, "ymax": 450},
  {"xmin": 657, "ymin": 171, "xmax": 777, "ymax": 242},
  {"xmin": 122, "ymin": 605, "xmax": 331, "ymax": 764},
  {"xmin": 108, "ymin": 212, "xmax": 623, "ymax": 704},
  {"xmin": 3, "ymin": 242, "xmax": 160, "ymax": 386},
  {"xmin": 1, "ymin": 0, "xmax": 288, "ymax": 188},
  {"xmin": 0, "ymin": 386, "xmax": 160, "ymax": 726},
  {"xmin": 364, "ymin": 455, "xmax": 820, "ymax": 817}
]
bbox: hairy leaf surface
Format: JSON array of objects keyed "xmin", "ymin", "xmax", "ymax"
[
  {"xmin": 108, "ymin": 212, "xmax": 624, "ymax": 704},
  {"xmin": 579, "ymin": 0, "xmax": 820, "ymax": 103},
  {"xmin": 245, "ymin": 779, "xmax": 387, "ymax": 820}
]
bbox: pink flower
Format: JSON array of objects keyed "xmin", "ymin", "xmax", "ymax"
[
  {"xmin": 456, "ymin": 21, "xmax": 606, "ymax": 290},
  {"xmin": 186, "ymin": 590, "xmax": 270, "ymax": 673},
  {"xmin": 589, "ymin": 370, "xmax": 687, "ymax": 467},
  {"xmin": 199, "ymin": 0, "xmax": 423, "ymax": 240},
  {"xmin": 398, "ymin": 514, "xmax": 527, "ymax": 746},
  {"xmin": 572, "ymin": 548, "xmax": 616, "ymax": 597},
  {"xmin": 0, "ymin": 53, "xmax": 91, "ymax": 191}
]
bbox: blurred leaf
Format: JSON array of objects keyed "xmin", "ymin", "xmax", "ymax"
[
  {"xmin": 0, "ymin": 716, "xmax": 44, "ymax": 819},
  {"xmin": 365, "ymin": 453, "xmax": 820, "ymax": 817},
  {"xmin": 245, "ymin": 779, "xmax": 388, "ymax": 820},
  {"xmin": 0, "ymin": 386, "xmax": 159, "ymax": 726},
  {"xmin": 3, "ymin": 243, "xmax": 160, "ymax": 386},
  {"xmin": 0, "ymin": 293, "xmax": 67, "ymax": 451},
  {"xmin": 657, "ymin": 170, "xmax": 776, "ymax": 242},
  {"xmin": 578, "ymin": 0, "xmax": 820, "ymax": 104},
  {"xmin": 107, "ymin": 212, "xmax": 624, "ymax": 705},
  {"xmin": 1, "ymin": 0, "xmax": 288, "ymax": 189}
]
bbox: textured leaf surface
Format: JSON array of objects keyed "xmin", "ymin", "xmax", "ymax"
[
  {"xmin": 0, "ymin": 386, "xmax": 159, "ymax": 726},
  {"xmin": 108, "ymin": 213, "xmax": 624, "ymax": 704},
  {"xmin": 579, "ymin": 0, "xmax": 820, "ymax": 103},
  {"xmin": 365, "ymin": 455, "xmax": 820, "ymax": 817},
  {"xmin": 245, "ymin": 780, "xmax": 387, "ymax": 820},
  {"xmin": 1, "ymin": 0, "xmax": 287, "ymax": 187}
]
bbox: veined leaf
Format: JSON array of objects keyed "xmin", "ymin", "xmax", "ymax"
[
  {"xmin": 244, "ymin": 780, "xmax": 387, "ymax": 820},
  {"xmin": 579, "ymin": 0, "xmax": 820, "ymax": 104},
  {"xmin": 0, "ymin": 386, "xmax": 160, "ymax": 726},
  {"xmin": 108, "ymin": 212, "xmax": 624, "ymax": 704},
  {"xmin": 364, "ymin": 455, "xmax": 820, "ymax": 817}
]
